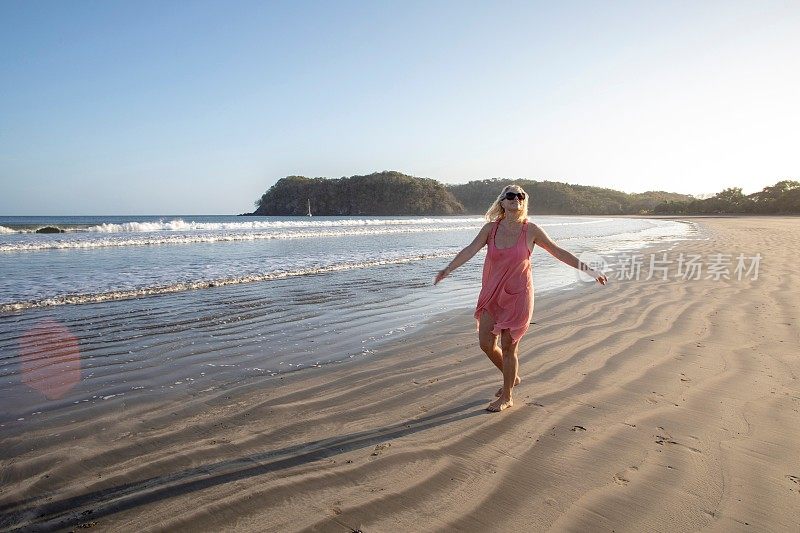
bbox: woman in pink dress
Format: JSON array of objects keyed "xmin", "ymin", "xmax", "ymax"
[{"xmin": 434, "ymin": 185, "xmax": 607, "ymax": 412}]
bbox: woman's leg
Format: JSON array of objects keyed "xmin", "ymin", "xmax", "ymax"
[
  {"xmin": 487, "ymin": 330, "xmax": 519, "ymax": 412},
  {"xmin": 478, "ymin": 310, "xmax": 503, "ymax": 371},
  {"xmin": 479, "ymin": 311, "xmax": 522, "ymax": 396}
]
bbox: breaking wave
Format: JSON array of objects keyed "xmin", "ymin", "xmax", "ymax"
[
  {"xmin": 0, "ymin": 217, "xmax": 615, "ymax": 235},
  {"xmin": 0, "ymin": 217, "xmax": 614, "ymax": 252},
  {"xmin": 0, "ymin": 252, "xmax": 454, "ymax": 312},
  {"xmin": 0, "ymin": 225, "xmax": 486, "ymax": 252},
  {"xmin": 83, "ymin": 217, "xmax": 488, "ymax": 233}
]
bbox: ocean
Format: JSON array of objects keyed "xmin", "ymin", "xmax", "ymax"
[{"xmin": 0, "ymin": 215, "xmax": 698, "ymax": 429}]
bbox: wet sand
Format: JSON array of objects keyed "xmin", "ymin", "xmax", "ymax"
[{"xmin": 1, "ymin": 217, "xmax": 799, "ymax": 532}]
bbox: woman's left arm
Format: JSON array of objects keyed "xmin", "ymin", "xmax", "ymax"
[{"xmin": 531, "ymin": 224, "xmax": 608, "ymax": 285}]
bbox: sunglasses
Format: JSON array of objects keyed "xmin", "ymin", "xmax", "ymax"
[{"xmin": 503, "ymin": 191, "xmax": 526, "ymax": 201}]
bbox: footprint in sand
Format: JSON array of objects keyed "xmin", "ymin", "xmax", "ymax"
[
  {"xmin": 614, "ymin": 464, "xmax": 640, "ymax": 486},
  {"xmin": 655, "ymin": 434, "xmax": 673, "ymax": 446},
  {"xmin": 613, "ymin": 473, "xmax": 630, "ymax": 485},
  {"xmin": 371, "ymin": 443, "xmax": 391, "ymax": 456},
  {"xmin": 655, "ymin": 434, "xmax": 702, "ymax": 454}
]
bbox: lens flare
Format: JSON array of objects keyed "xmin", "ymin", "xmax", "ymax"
[{"xmin": 19, "ymin": 319, "xmax": 81, "ymax": 400}]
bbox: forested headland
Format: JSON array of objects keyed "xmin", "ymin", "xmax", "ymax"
[
  {"xmin": 247, "ymin": 171, "xmax": 800, "ymax": 216},
  {"xmin": 250, "ymin": 172, "xmax": 464, "ymax": 216}
]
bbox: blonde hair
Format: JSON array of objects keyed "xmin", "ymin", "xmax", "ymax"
[{"xmin": 484, "ymin": 184, "xmax": 529, "ymax": 222}]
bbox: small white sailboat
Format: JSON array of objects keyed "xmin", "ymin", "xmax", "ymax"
[{"xmin": 307, "ymin": 199, "xmax": 312, "ymax": 217}]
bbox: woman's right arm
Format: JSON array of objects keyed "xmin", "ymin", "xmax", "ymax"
[{"xmin": 434, "ymin": 222, "xmax": 493, "ymax": 285}]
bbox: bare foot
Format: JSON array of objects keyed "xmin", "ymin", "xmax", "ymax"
[
  {"xmin": 486, "ymin": 396, "xmax": 513, "ymax": 412},
  {"xmin": 495, "ymin": 376, "xmax": 521, "ymax": 397}
]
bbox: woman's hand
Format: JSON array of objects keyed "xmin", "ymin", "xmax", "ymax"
[
  {"xmin": 591, "ymin": 270, "xmax": 608, "ymax": 285},
  {"xmin": 434, "ymin": 267, "xmax": 451, "ymax": 285}
]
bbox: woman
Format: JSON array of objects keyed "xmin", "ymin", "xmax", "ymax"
[{"xmin": 434, "ymin": 184, "xmax": 607, "ymax": 412}]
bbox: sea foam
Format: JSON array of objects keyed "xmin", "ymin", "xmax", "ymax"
[
  {"xmin": 0, "ymin": 225, "xmax": 486, "ymax": 252},
  {"xmin": 0, "ymin": 252, "xmax": 454, "ymax": 312},
  {"xmin": 83, "ymin": 217, "xmax": 487, "ymax": 233},
  {"xmin": 0, "ymin": 216, "xmax": 615, "ymax": 252}
]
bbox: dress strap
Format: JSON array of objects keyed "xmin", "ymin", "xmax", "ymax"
[
  {"xmin": 520, "ymin": 220, "xmax": 531, "ymax": 254},
  {"xmin": 489, "ymin": 220, "xmax": 501, "ymax": 247}
]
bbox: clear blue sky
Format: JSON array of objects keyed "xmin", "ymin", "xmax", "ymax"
[{"xmin": 1, "ymin": 0, "xmax": 798, "ymax": 215}]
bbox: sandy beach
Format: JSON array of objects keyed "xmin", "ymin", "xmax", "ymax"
[{"xmin": 1, "ymin": 216, "xmax": 799, "ymax": 532}]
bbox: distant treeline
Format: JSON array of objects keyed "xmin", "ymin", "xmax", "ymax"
[
  {"xmin": 248, "ymin": 171, "xmax": 800, "ymax": 216},
  {"xmin": 653, "ymin": 180, "xmax": 800, "ymax": 215},
  {"xmin": 446, "ymin": 179, "xmax": 692, "ymax": 215}
]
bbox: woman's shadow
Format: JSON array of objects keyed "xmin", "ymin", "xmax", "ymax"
[{"xmin": 0, "ymin": 398, "xmax": 488, "ymax": 531}]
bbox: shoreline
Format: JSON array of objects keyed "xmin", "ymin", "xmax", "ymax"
[
  {"xmin": 0, "ymin": 215, "xmax": 694, "ymax": 433},
  {"xmin": 2, "ymin": 217, "xmax": 798, "ymax": 531},
  {"xmin": 0, "ymin": 215, "xmax": 693, "ymax": 315}
]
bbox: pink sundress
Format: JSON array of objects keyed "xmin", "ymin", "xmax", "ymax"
[{"xmin": 474, "ymin": 219, "xmax": 534, "ymax": 342}]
